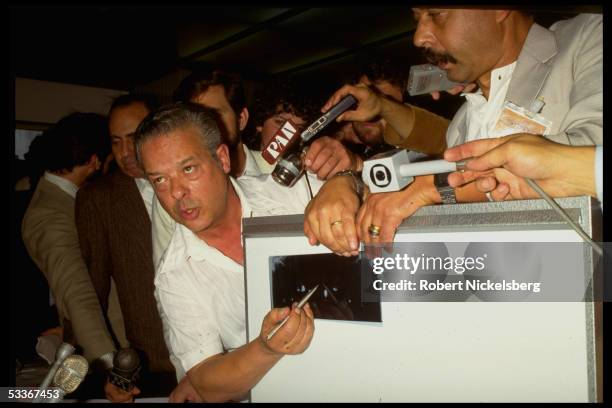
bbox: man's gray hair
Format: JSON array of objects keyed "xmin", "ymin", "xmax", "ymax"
[{"xmin": 134, "ymin": 102, "xmax": 222, "ymax": 165}]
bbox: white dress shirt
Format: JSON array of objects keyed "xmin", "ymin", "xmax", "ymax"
[
  {"xmin": 154, "ymin": 176, "xmax": 319, "ymax": 380},
  {"xmin": 43, "ymin": 171, "xmax": 79, "ymax": 198},
  {"xmin": 242, "ymin": 144, "xmax": 263, "ymax": 177},
  {"xmin": 462, "ymin": 62, "xmax": 517, "ymax": 142},
  {"xmin": 134, "ymin": 177, "xmax": 154, "ymax": 219}
]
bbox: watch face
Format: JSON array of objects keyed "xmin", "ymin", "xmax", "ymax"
[{"xmin": 434, "ymin": 172, "xmax": 450, "ymax": 188}]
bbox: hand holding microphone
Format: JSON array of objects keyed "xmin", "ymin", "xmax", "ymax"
[
  {"xmin": 362, "ymin": 148, "xmax": 466, "ymax": 193},
  {"xmin": 264, "ymin": 95, "xmax": 358, "ymax": 187},
  {"xmin": 106, "ymin": 348, "xmax": 142, "ymax": 402}
]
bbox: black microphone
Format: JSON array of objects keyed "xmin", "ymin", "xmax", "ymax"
[
  {"xmin": 270, "ymin": 94, "xmax": 358, "ymax": 187},
  {"xmin": 108, "ymin": 348, "xmax": 141, "ymax": 392}
]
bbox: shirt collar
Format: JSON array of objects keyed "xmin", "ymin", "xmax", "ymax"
[
  {"xmin": 241, "ymin": 144, "xmax": 263, "ymax": 177},
  {"xmin": 461, "ymin": 61, "xmax": 517, "ymax": 101},
  {"xmin": 43, "ymin": 171, "xmax": 79, "ymax": 198},
  {"xmin": 179, "ymin": 177, "xmax": 252, "ymax": 264},
  {"xmin": 134, "ymin": 176, "xmax": 149, "ymax": 192}
]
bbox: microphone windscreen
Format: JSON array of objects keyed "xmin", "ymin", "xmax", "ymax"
[{"xmin": 53, "ymin": 354, "xmax": 89, "ymax": 394}]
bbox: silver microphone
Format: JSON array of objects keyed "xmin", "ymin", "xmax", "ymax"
[
  {"xmin": 46, "ymin": 354, "xmax": 89, "ymax": 403},
  {"xmin": 32, "ymin": 342, "xmax": 75, "ymax": 403}
]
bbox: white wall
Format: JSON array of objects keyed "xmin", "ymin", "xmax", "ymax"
[{"xmin": 15, "ymin": 77, "xmax": 127, "ymax": 125}]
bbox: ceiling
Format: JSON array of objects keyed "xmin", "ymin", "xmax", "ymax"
[{"xmin": 10, "ymin": 5, "xmax": 601, "ymax": 92}]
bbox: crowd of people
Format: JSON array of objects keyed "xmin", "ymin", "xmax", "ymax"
[{"xmin": 13, "ymin": 8, "xmax": 602, "ymax": 402}]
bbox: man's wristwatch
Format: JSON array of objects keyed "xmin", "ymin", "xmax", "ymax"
[
  {"xmin": 333, "ymin": 169, "xmax": 365, "ymax": 204},
  {"xmin": 434, "ymin": 172, "xmax": 457, "ymax": 204}
]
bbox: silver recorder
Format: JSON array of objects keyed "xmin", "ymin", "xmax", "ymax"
[{"xmin": 407, "ymin": 64, "xmax": 464, "ymax": 96}]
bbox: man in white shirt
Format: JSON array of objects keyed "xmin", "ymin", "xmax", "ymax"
[
  {"xmin": 304, "ymin": 10, "xmax": 602, "ymax": 254},
  {"xmin": 134, "ymin": 102, "xmax": 315, "ymax": 403}
]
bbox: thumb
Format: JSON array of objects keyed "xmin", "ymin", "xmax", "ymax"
[
  {"xmin": 270, "ymin": 307, "xmax": 290, "ymax": 322},
  {"xmin": 132, "ymin": 386, "xmax": 141, "ymax": 395}
]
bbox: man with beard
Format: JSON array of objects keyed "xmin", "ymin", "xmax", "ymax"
[
  {"xmin": 304, "ymin": 9, "xmax": 601, "ymax": 255},
  {"xmin": 76, "ymin": 95, "xmax": 185, "ymax": 402}
]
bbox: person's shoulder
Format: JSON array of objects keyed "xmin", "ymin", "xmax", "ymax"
[
  {"xmin": 549, "ymin": 13, "xmax": 602, "ymax": 38},
  {"xmin": 79, "ymin": 172, "xmax": 116, "ymax": 196}
]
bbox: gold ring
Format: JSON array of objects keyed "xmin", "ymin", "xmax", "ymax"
[
  {"xmin": 330, "ymin": 220, "xmax": 343, "ymax": 227},
  {"xmin": 368, "ymin": 224, "xmax": 381, "ymax": 237}
]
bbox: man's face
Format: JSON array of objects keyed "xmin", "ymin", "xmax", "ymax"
[
  {"xmin": 109, "ymin": 102, "xmax": 150, "ymax": 178},
  {"xmin": 351, "ymin": 76, "xmax": 403, "ymax": 146},
  {"xmin": 259, "ymin": 104, "xmax": 306, "ymax": 149},
  {"xmin": 140, "ymin": 127, "xmax": 231, "ymax": 236},
  {"xmin": 193, "ymin": 85, "xmax": 242, "ymax": 146},
  {"xmin": 412, "ymin": 8, "xmax": 503, "ymax": 83}
]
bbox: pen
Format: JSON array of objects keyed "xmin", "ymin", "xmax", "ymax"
[{"xmin": 266, "ymin": 284, "xmax": 319, "ymax": 341}]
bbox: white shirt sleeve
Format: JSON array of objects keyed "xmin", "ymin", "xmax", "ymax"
[{"xmin": 154, "ymin": 276, "xmax": 224, "ymax": 380}]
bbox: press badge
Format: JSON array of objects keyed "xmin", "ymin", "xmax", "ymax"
[{"xmin": 491, "ymin": 100, "xmax": 552, "ymax": 138}]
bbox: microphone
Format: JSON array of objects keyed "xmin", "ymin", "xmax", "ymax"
[
  {"xmin": 268, "ymin": 94, "xmax": 358, "ymax": 187},
  {"xmin": 261, "ymin": 119, "xmax": 301, "ymax": 165},
  {"xmin": 108, "ymin": 348, "xmax": 141, "ymax": 393},
  {"xmin": 362, "ymin": 148, "xmax": 466, "ymax": 193},
  {"xmin": 406, "ymin": 64, "xmax": 466, "ymax": 96},
  {"xmin": 32, "ymin": 342, "xmax": 75, "ymax": 403},
  {"xmin": 46, "ymin": 354, "xmax": 89, "ymax": 403}
]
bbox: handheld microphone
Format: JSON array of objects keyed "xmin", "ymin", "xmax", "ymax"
[
  {"xmin": 46, "ymin": 354, "xmax": 89, "ymax": 403},
  {"xmin": 108, "ymin": 348, "xmax": 141, "ymax": 393},
  {"xmin": 269, "ymin": 94, "xmax": 358, "ymax": 187},
  {"xmin": 362, "ymin": 148, "xmax": 466, "ymax": 193},
  {"xmin": 261, "ymin": 119, "xmax": 301, "ymax": 165},
  {"xmin": 32, "ymin": 342, "xmax": 75, "ymax": 403},
  {"xmin": 299, "ymin": 94, "xmax": 357, "ymax": 142},
  {"xmin": 407, "ymin": 64, "xmax": 466, "ymax": 96}
]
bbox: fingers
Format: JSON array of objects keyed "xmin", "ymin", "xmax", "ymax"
[
  {"xmin": 446, "ymin": 84, "xmax": 467, "ymax": 96},
  {"xmin": 330, "ymin": 216, "xmax": 359, "ymax": 256},
  {"xmin": 322, "ymin": 85, "xmax": 354, "ymax": 113},
  {"xmin": 303, "ymin": 219, "xmax": 318, "ymax": 246},
  {"xmin": 447, "ymin": 169, "xmax": 491, "ymax": 188},
  {"xmin": 444, "ymin": 137, "xmax": 507, "ymax": 163},
  {"xmin": 304, "ymin": 137, "xmax": 355, "ymax": 180},
  {"xmin": 463, "ymin": 83, "xmax": 477, "ymax": 93},
  {"xmin": 491, "ymin": 182, "xmax": 510, "ymax": 201},
  {"xmin": 105, "ymin": 381, "xmax": 137, "ymax": 403},
  {"xmin": 475, "ymin": 176, "xmax": 499, "ymax": 194},
  {"xmin": 430, "ymin": 90, "xmax": 441, "ymax": 100}
]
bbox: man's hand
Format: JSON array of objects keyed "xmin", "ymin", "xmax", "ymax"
[
  {"xmin": 444, "ymin": 134, "xmax": 596, "ymax": 201},
  {"xmin": 304, "ymin": 175, "xmax": 361, "ymax": 256},
  {"xmin": 169, "ymin": 375, "xmax": 203, "ymax": 403},
  {"xmin": 430, "ymin": 83, "xmax": 477, "ymax": 100},
  {"xmin": 260, "ymin": 304, "xmax": 315, "ymax": 356},
  {"xmin": 104, "ymin": 378, "xmax": 141, "ymax": 403},
  {"xmin": 321, "ymin": 84, "xmax": 385, "ymax": 123},
  {"xmin": 304, "ymin": 136, "xmax": 363, "ymax": 179},
  {"xmin": 357, "ymin": 175, "xmax": 439, "ymax": 244}
]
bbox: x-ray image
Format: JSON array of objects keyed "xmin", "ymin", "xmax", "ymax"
[{"xmin": 270, "ymin": 254, "xmax": 381, "ymax": 323}]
